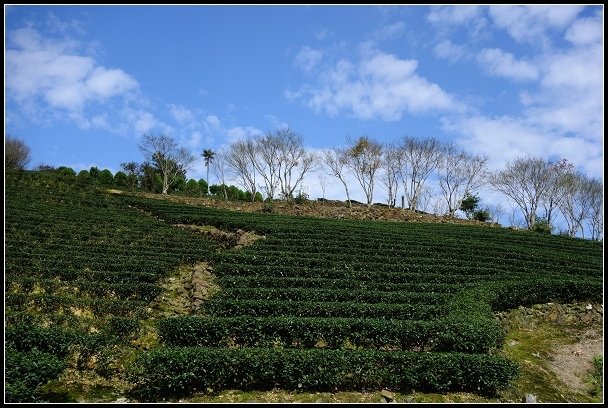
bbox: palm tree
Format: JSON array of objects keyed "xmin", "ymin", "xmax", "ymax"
[{"xmin": 202, "ymin": 149, "xmax": 215, "ymax": 194}]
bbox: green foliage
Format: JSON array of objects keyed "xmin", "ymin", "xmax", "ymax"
[
  {"xmin": 5, "ymin": 172, "xmax": 603, "ymax": 402},
  {"xmin": 98, "ymin": 169, "xmax": 114, "ymax": 186},
  {"xmin": 56, "ymin": 166, "xmax": 76, "ymax": 178},
  {"xmin": 128, "ymin": 347, "xmax": 518, "ymax": 401},
  {"xmin": 158, "ymin": 314, "xmax": 502, "ymax": 353},
  {"xmin": 186, "ymin": 178, "xmax": 200, "ymax": 195},
  {"xmin": 208, "ymin": 183, "xmax": 257, "ymax": 201},
  {"xmin": 473, "ymin": 209, "xmax": 491, "ymax": 222},
  {"xmin": 113, "ymin": 171, "xmax": 128, "ymax": 187},
  {"xmin": 5, "ymin": 349, "xmax": 67, "ymax": 402},
  {"xmin": 171, "ymin": 176, "xmax": 186, "ymax": 192},
  {"xmin": 121, "ymin": 161, "xmax": 140, "ymax": 191},
  {"xmin": 5, "ymin": 171, "xmax": 222, "ymax": 399},
  {"xmin": 589, "ymin": 355, "xmax": 603, "ymax": 397},
  {"xmin": 106, "ymin": 317, "xmax": 141, "ymax": 339},
  {"xmin": 198, "ymin": 178, "xmax": 209, "ymax": 195},
  {"xmin": 89, "ymin": 166, "xmax": 100, "ymax": 178},
  {"xmin": 532, "ymin": 217, "xmax": 552, "ymax": 234},
  {"xmin": 262, "ymin": 202, "xmax": 273, "ymax": 213},
  {"xmin": 76, "ymin": 170, "xmax": 91, "ymax": 186},
  {"xmin": 460, "ymin": 193, "xmax": 480, "ymax": 219},
  {"xmin": 139, "ymin": 162, "xmax": 163, "ymax": 193}
]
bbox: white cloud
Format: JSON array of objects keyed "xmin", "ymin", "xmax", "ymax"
[
  {"xmin": 168, "ymin": 104, "xmax": 196, "ymax": 125},
  {"xmin": 427, "ymin": 5, "xmax": 483, "ymax": 25},
  {"xmin": 488, "ymin": 5, "xmax": 583, "ymax": 46},
  {"xmin": 565, "ymin": 13, "xmax": 603, "ymax": 45},
  {"xmin": 188, "ymin": 131, "xmax": 202, "ymax": 148},
  {"xmin": 86, "ymin": 66, "xmax": 137, "ymax": 98},
  {"xmin": 226, "ymin": 126, "xmax": 264, "ymax": 142},
  {"xmin": 291, "ymin": 48, "xmax": 460, "ymax": 121},
  {"xmin": 91, "ymin": 114, "xmax": 109, "ymax": 128},
  {"xmin": 427, "ymin": 5, "xmax": 488, "ymax": 38},
  {"xmin": 442, "ymin": 115, "xmax": 549, "ymax": 170},
  {"xmin": 313, "ymin": 26, "xmax": 329, "ymax": 41},
  {"xmin": 264, "ymin": 114, "xmax": 289, "ymax": 130},
  {"xmin": 293, "ymin": 46, "xmax": 323, "ymax": 73},
  {"xmin": 128, "ymin": 109, "xmax": 161, "ymax": 135},
  {"xmin": 372, "ymin": 21, "xmax": 406, "ymax": 41},
  {"xmin": 206, "ymin": 115, "xmax": 221, "ymax": 129},
  {"xmin": 433, "ymin": 40, "xmax": 467, "ymax": 63},
  {"xmin": 6, "ymin": 27, "xmax": 138, "ymax": 113},
  {"xmin": 440, "ymin": 6, "xmax": 603, "ymax": 182},
  {"xmin": 531, "ymin": 43, "xmax": 603, "ymax": 143},
  {"xmin": 443, "ymin": 66, "xmax": 602, "ymax": 180},
  {"xmin": 476, "ymin": 48, "xmax": 539, "ymax": 81}
]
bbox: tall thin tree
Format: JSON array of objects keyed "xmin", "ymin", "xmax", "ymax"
[{"xmin": 202, "ymin": 149, "xmax": 215, "ymax": 191}]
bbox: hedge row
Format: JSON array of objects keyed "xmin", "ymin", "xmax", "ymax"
[
  {"xmin": 5, "ymin": 349, "xmax": 68, "ymax": 403},
  {"xmin": 6, "ymin": 293, "xmax": 148, "ymax": 318},
  {"xmin": 128, "ymin": 347, "xmax": 519, "ymax": 400},
  {"xmin": 219, "ymin": 287, "xmax": 450, "ymax": 305},
  {"xmin": 157, "ymin": 315, "xmax": 503, "ymax": 353},
  {"xmin": 7, "ymin": 276, "xmax": 162, "ymax": 302},
  {"xmin": 216, "ymin": 274, "xmax": 477, "ymax": 293},
  {"xmin": 204, "ymin": 298, "xmax": 445, "ymax": 320}
]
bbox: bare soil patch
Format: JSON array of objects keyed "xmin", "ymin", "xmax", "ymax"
[
  {"xmin": 547, "ymin": 328, "xmax": 603, "ymax": 393},
  {"xmin": 149, "ymin": 262, "xmax": 219, "ymax": 317},
  {"xmin": 174, "ymin": 223, "xmax": 264, "ymax": 249}
]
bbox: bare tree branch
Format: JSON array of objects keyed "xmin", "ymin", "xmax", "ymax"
[
  {"xmin": 138, "ymin": 133, "xmax": 196, "ymax": 194},
  {"xmin": 346, "ymin": 135, "xmax": 383, "ymax": 207}
]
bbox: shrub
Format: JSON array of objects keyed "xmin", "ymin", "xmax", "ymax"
[
  {"xmin": 262, "ymin": 202, "xmax": 273, "ymax": 213},
  {"xmin": 128, "ymin": 347, "xmax": 519, "ymax": 401},
  {"xmin": 532, "ymin": 217, "xmax": 552, "ymax": 234},
  {"xmin": 5, "ymin": 348, "xmax": 67, "ymax": 402},
  {"xmin": 294, "ymin": 191, "xmax": 309, "ymax": 204},
  {"xmin": 473, "ymin": 209, "xmax": 490, "ymax": 222}
]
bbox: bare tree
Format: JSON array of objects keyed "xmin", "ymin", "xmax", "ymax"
[
  {"xmin": 5, "ymin": 135, "xmax": 31, "ymax": 171},
  {"xmin": 507, "ymin": 205, "xmax": 521, "ymax": 228},
  {"xmin": 249, "ymin": 128, "xmax": 316, "ymax": 201},
  {"xmin": 398, "ymin": 136, "xmax": 444, "ymax": 211},
  {"xmin": 558, "ymin": 172, "xmax": 597, "ymax": 238},
  {"xmin": 275, "ymin": 128, "xmax": 317, "ymax": 200},
  {"xmin": 487, "ymin": 202, "xmax": 505, "ymax": 224},
  {"xmin": 489, "ymin": 156, "xmax": 552, "ymax": 229},
  {"xmin": 541, "ymin": 158, "xmax": 575, "ymax": 227},
  {"xmin": 417, "ymin": 184, "xmax": 435, "ymax": 213},
  {"xmin": 381, "ymin": 142, "xmax": 400, "ymax": 207},
  {"xmin": 252, "ymin": 132, "xmax": 281, "ymax": 200},
  {"xmin": 586, "ymin": 177, "xmax": 603, "ymax": 240},
  {"xmin": 437, "ymin": 144, "xmax": 488, "ymax": 216},
  {"xmin": 226, "ymin": 139, "xmax": 257, "ymax": 202},
  {"xmin": 322, "ymin": 147, "xmax": 352, "ymax": 208},
  {"xmin": 138, "ymin": 133, "xmax": 196, "ymax": 194},
  {"xmin": 432, "ymin": 195, "xmax": 448, "ymax": 216},
  {"xmin": 346, "ymin": 135, "xmax": 383, "ymax": 207},
  {"xmin": 210, "ymin": 148, "xmax": 229, "ymax": 200},
  {"xmin": 317, "ymin": 172, "xmax": 332, "ymax": 203}
]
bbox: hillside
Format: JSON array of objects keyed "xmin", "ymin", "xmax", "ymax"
[
  {"xmin": 129, "ymin": 190, "xmax": 501, "ymax": 226},
  {"xmin": 4, "ymin": 171, "xmax": 603, "ymax": 403}
]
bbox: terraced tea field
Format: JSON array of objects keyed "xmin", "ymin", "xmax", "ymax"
[{"xmin": 4, "ymin": 171, "xmax": 603, "ymax": 402}]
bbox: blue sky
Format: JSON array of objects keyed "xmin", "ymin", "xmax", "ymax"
[{"xmin": 5, "ymin": 5, "xmax": 604, "ymax": 215}]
